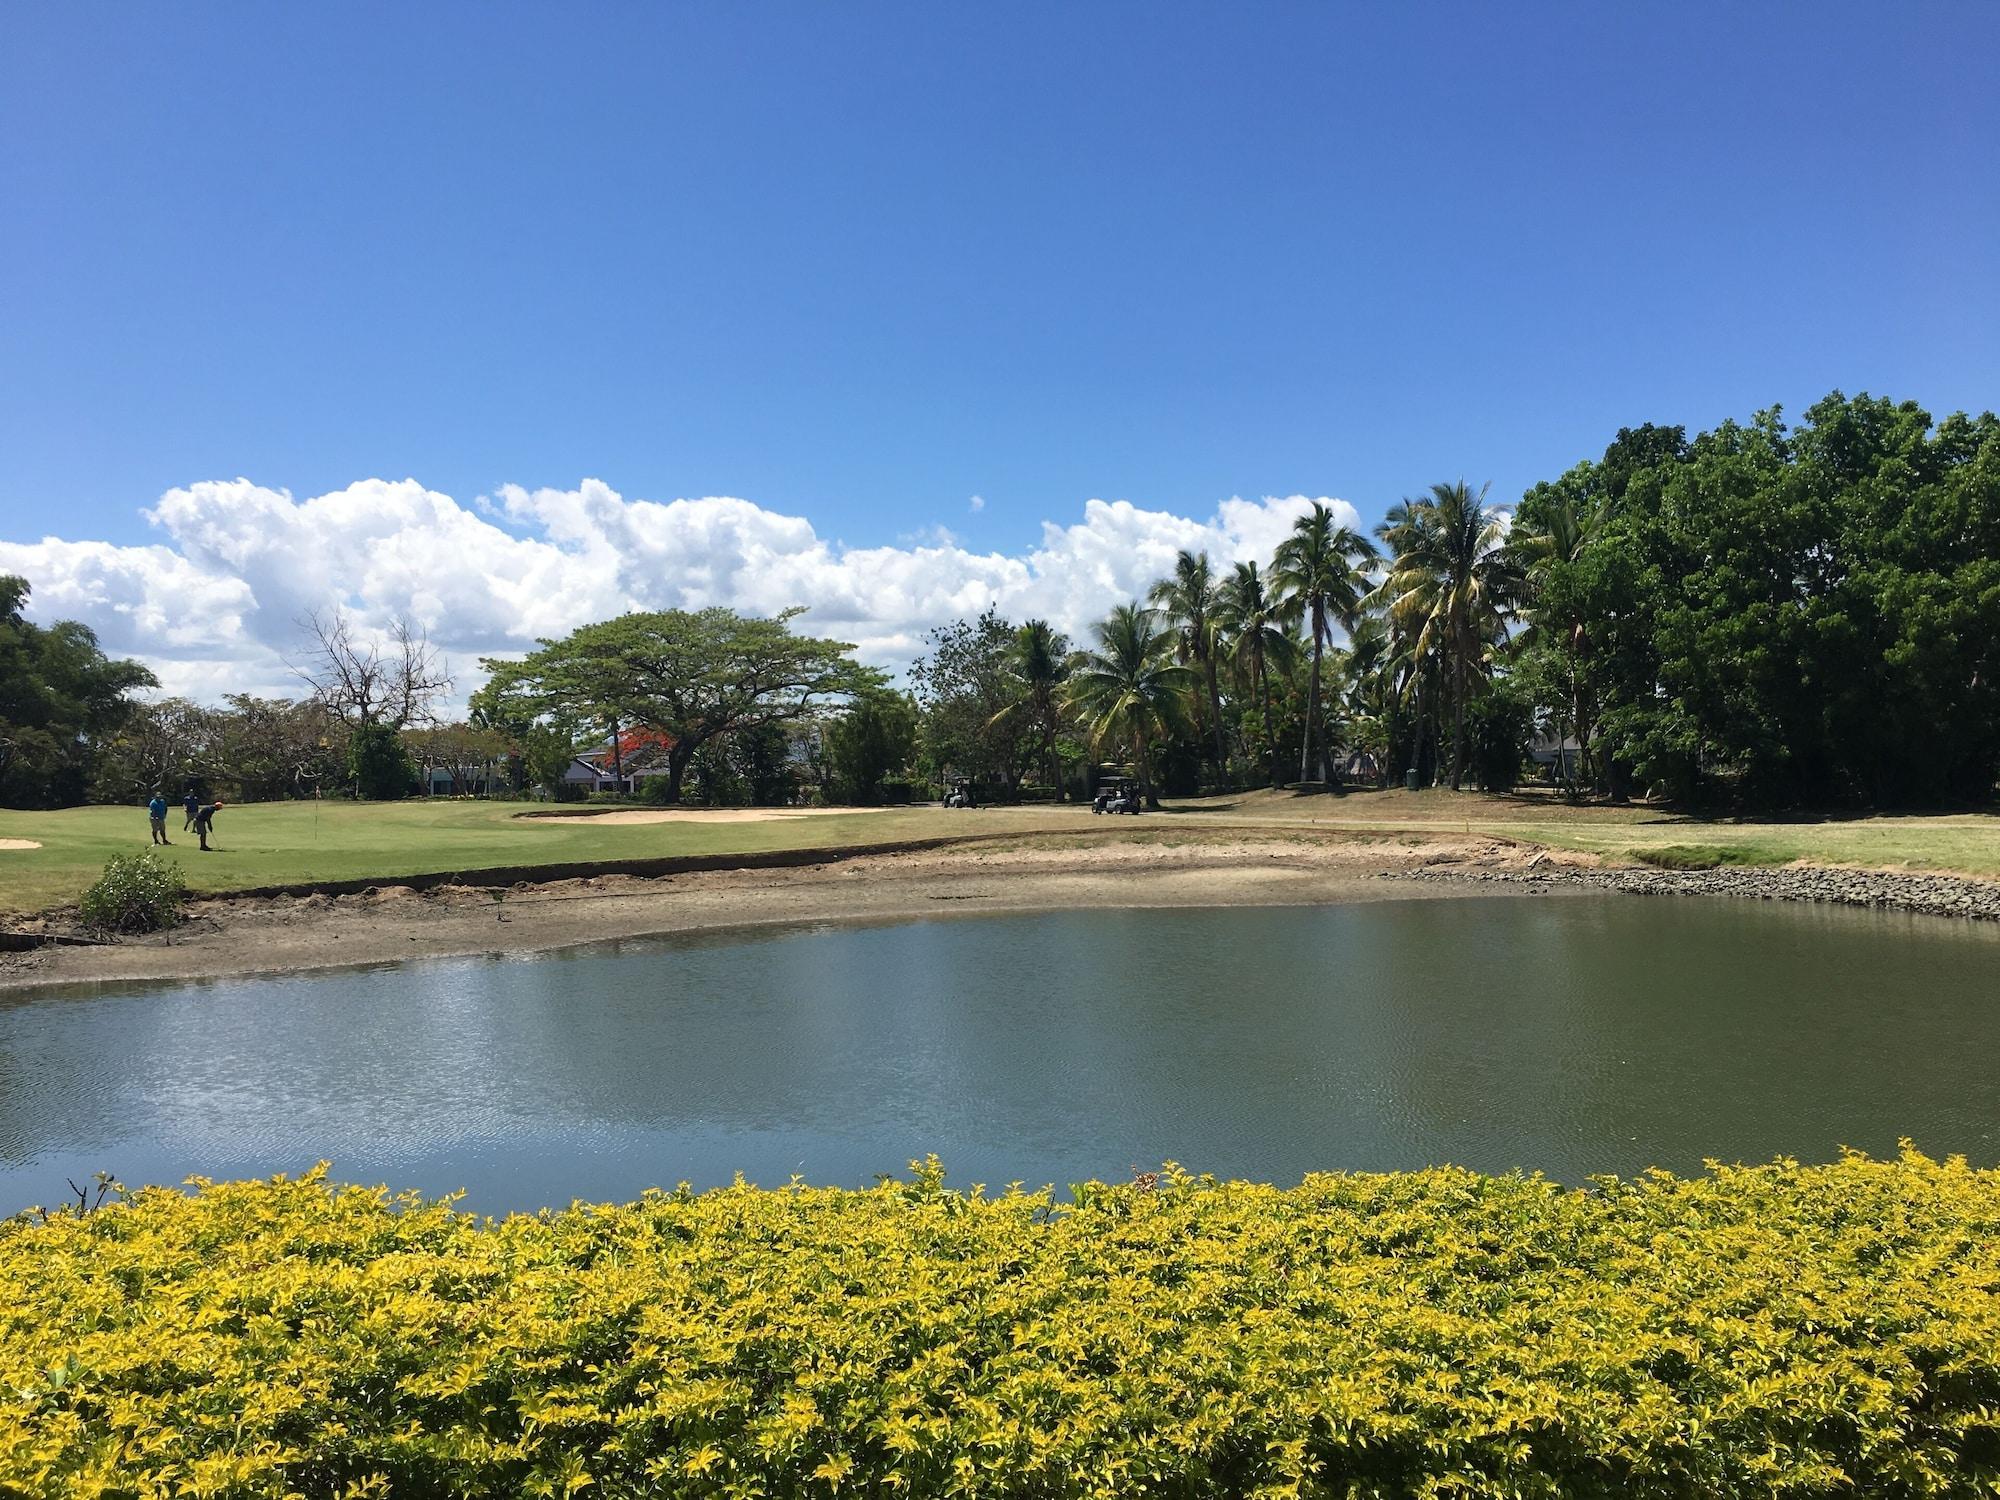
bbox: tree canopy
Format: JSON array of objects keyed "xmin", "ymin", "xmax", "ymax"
[
  {"xmin": 6, "ymin": 389, "xmax": 1994, "ymax": 816},
  {"xmin": 477, "ymin": 607, "xmax": 873, "ymax": 803},
  {"xmin": 1516, "ymin": 394, "xmax": 2000, "ymax": 806},
  {"xmin": 908, "ymin": 608, "xmax": 1032, "ymax": 790},
  {"xmin": 0, "ymin": 575, "xmax": 156, "ymax": 808},
  {"xmin": 1063, "ymin": 603, "xmax": 1196, "ymax": 808}
]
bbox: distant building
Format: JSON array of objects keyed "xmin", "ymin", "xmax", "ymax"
[
  {"xmin": 561, "ymin": 728, "xmax": 677, "ymax": 794},
  {"xmin": 1529, "ymin": 732, "xmax": 1582, "ymax": 780},
  {"xmin": 425, "ymin": 764, "xmax": 501, "ymax": 796}
]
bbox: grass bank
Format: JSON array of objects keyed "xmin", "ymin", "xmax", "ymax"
[
  {"xmin": 2, "ymin": 790, "xmax": 1997, "ymax": 914},
  {"xmin": 0, "ymin": 801, "xmax": 1061, "ymax": 914},
  {"xmin": 1209, "ymin": 787, "xmax": 2000, "ymax": 876},
  {"xmin": 4, "ymin": 1152, "xmax": 1995, "ymax": 1497}
]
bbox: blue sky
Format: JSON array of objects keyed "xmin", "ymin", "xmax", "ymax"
[{"xmin": 1, "ymin": 3, "xmax": 1995, "ymax": 698}]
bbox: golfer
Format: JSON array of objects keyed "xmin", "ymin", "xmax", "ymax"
[
  {"xmin": 193, "ymin": 800, "xmax": 224, "ymax": 852},
  {"xmin": 146, "ymin": 792, "xmax": 171, "ymax": 845},
  {"xmin": 182, "ymin": 787, "xmax": 201, "ymax": 831}
]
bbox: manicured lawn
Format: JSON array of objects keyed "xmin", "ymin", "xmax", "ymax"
[
  {"xmin": 1213, "ymin": 787, "xmax": 2000, "ymax": 876},
  {"xmin": 0, "ymin": 800, "xmax": 1077, "ymax": 914},
  {"xmin": 2, "ymin": 790, "xmax": 1997, "ymax": 914}
]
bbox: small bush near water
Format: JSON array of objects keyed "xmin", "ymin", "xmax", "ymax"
[
  {"xmin": 4, "ymin": 1151, "xmax": 1999, "ymax": 1497},
  {"xmin": 1631, "ymin": 842, "xmax": 1776, "ymax": 871},
  {"xmin": 75, "ymin": 851, "xmax": 186, "ymax": 933}
]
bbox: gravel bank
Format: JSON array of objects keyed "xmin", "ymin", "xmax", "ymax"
[{"xmin": 1403, "ymin": 861, "xmax": 2000, "ymax": 921}]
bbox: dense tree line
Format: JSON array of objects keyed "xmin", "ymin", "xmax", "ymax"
[
  {"xmin": 891, "ymin": 392, "xmax": 2000, "ymax": 811},
  {"xmin": 1515, "ymin": 394, "xmax": 2000, "ymax": 806},
  {"xmin": 3, "ymin": 391, "xmax": 1994, "ymax": 812}
]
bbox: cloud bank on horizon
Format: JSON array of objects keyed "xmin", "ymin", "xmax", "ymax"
[{"xmin": 0, "ymin": 480, "xmax": 1362, "ymax": 708}]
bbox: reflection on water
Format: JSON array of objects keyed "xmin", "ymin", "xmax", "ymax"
[{"xmin": 2, "ymin": 896, "xmax": 1997, "ymax": 1212}]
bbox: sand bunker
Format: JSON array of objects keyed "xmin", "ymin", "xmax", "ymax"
[
  {"xmin": 0, "ymin": 838, "xmax": 42, "ymax": 851},
  {"xmin": 537, "ymin": 808, "xmax": 872, "ymax": 826}
]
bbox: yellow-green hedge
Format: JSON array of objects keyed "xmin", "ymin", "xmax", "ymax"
[{"xmin": 5, "ymin": 1152, "xmax": 2000, "ymax": 1498}]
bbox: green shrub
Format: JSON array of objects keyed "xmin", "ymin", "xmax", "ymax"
[
  {"xmin": 1633, "ymin": 842, "xmax": 1777, "ymax": 870},
  {"xmin": 3, "ymin": 1151, "xmax": 1998, "ymax": 1496},
  {"xmin": 76, "ymin": 850, "xmax": 187, "ymax": 933},
  {"xmin": 1467, "ymin": 680, "xmax": 1535, "ymax": 792}
]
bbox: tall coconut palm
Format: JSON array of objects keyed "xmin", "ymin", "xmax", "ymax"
[
  {"xmin": 1374, "ymin": 481, "xmax": 1523, "ymax": 791},
  {"xmin": 987, "ymin": 619, "xmax": 1071, "ymax": 798},
  {"xmin": 1271, "ymin": 503, "xmax": 1378, "ymax": 784},
  {"xmin": 1373, "ymin": 496, "xmax": 1437, "ymax": 785},
  {"xmin": 1147, "ymin": 550, "xmax": 1227, "ymax": 775},
  {"xmin": 1214, "ymin": 560, "xmax": 1295, "ymax": 785},
  {"xmin": 1063, "ymin": 603, "xmax": 1197, "ymax": 809}
]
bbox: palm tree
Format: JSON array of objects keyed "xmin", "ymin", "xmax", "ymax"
[
  {"xmin": 1374, "ymin": 481, "xmax": 1522, "ymax": 791},
  {"xmin": 1507, "ymin": 491, "xmax": 1609, "ymax": 791},
  {"xmin": 987, "ymin": 619, "xmax": 1071, "ymax": 797},
  {"xmin": 1271, "ymin": 503, "xmax": 1378, "ymax": 784},
  {"xmin": 1147, "ymin": 551, "xmax": 1227, "ymax": 776},
  {"xmin": 1339, "ymin": 609, "xmax": 1396, "ymax": 785},
  {"xmin": 1373, "ymin": 496, "xmax": 1437, "ymax": 785},
  {"xmin": 1064, "ymin": 603, "xmax": 1197, "ymax": 809},
  {"xmin": 1215, "ymin": 560, "xmax": 1295, "ymax": 785}
]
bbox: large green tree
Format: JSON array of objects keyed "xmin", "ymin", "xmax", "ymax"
[
  {"xmin": 89, "ymin": 697, "xmax": 222, "ymax": 804},
  {"xmin": 1502, "ymin": 395, "xmax": 2000, "ymax": 807},
  {"xmin": 825, "ymin": 684, "xmax": 919, "ymax": 804},
  {"xmin": 1552, "ymin": 396, "xmax": 2000, "ymax": 806},
  {"xmin": 403, "ymin": 722, "xmax": 512, "ymax": 795},
  {"xmin": 1509, "ymin": 423, "xmax": 1689, "ymax": 798},
  {"xmin": 213, "ymin": 695, "xmax": 347, "ymax": 801},
  {"xmin": 908, "ymin": 609, "xmax": 1030, "ymax": 791},
  {"xmin": 0, "ymin": 575, "xmax": 156, "ymax": 808},
  {"xmin": 477, "ymin": 607, "xmax": 872, "ymax": 804}
]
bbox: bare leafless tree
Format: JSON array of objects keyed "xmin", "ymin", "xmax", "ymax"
[{"xmin": 293, "ymin": 609, "xmax": 453, "ymax": 729}]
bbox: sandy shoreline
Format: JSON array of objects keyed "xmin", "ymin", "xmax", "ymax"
[{"xmin": 0, "ymin": 833, "xmax": 1570, "ymax": 992}]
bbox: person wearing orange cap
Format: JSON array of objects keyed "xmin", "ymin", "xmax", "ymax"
[{"xmin": 193, "ymin": 800, "xmax": 224, "ymax": 851}]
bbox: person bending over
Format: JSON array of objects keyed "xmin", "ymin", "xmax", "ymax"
[{"xmin": 193, "ymin": 801, "xmax": 224, "ymax": 851}]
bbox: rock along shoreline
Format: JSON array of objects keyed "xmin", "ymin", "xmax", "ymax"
[{"xmin": 1402, "ymin": 861, "xmax": 2000, "ymax": 922}]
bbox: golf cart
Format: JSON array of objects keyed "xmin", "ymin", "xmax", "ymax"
[
  {"xmin": 1091, "ymin": 776, "xmax": 1144, "ymax": 815},
  {"xmin": 942, "ymin": 777, "xmax": 978, "ymax": 809}
]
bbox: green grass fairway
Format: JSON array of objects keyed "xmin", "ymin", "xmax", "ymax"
[
  {"xmin": 0, "ymin": 801, "xmax": 1076, "ymax": 915},
  {"xmin": 1, "ymin": 791, "xmax": 1997, "ymax": 915},
  {"xmin": 1219, "ymin": 788, "xmax": 2000, "ymax": 877}
]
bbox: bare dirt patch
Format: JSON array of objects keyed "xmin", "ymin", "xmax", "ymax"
[
  {"xmin": 0, "ymin": 839, "xmax": 42, "ymax": 851},
  {"xmin": 533, "ymin": 808, "xmax": 873, "ymax": 826}
]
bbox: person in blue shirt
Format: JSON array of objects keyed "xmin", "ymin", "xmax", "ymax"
[
  {"xmin": 182, "ymin": 787, "xmax": 201, "ymax": 831},
  {"xmin": 146, "ymin": 792, "xmax": 171, "ymax": 845}
]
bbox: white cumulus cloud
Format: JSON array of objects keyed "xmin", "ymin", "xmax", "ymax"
[{"xmin": 0, "ymin": 480, "xmax": 1360, "ymax": 708}]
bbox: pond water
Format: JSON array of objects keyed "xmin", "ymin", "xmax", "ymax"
[{"xmin": 3, "ymin": 895, "xmax": 1997, "ymax": 1213}]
